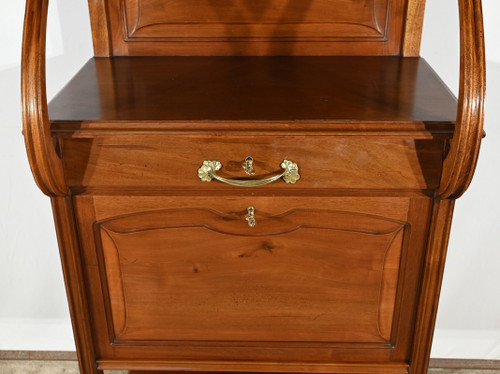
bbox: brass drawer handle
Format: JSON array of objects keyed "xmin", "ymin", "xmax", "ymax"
[{"xmin": 198, "ymin": 159, "xmax": 300, "ymax": 187}]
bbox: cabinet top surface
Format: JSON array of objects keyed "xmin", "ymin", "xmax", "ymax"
[{"xmin": 48, "ymin": 56, "xmax": 457, "ymax": 124}]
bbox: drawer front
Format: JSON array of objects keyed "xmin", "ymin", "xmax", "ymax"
[
  {"xmin": 61, "ymin": 135, "xmax": 444, "ymax": 191},
  {"xmin": 74, "ymin": 195, "xmax": 432, "ymax": 364}
]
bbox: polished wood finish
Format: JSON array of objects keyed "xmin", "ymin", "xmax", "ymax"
[
  {"xmin": 439, "ymin": 0, "xmax": 486, "ymax": 199},
  {"xmin": 100, "ymin": 0, "xmax": 409, "ymax": 56},
  {"xmin": 60, "ymin": 135, "xmax": 445, "ymax": 191},
  {"xmin": 21, "ymin": 0, "xmax": 66, "ymax": 196},
  {"xmin": 119, "ymin": 0, "xmax": 393, "ymax": 40},
  {"xmin": 50, "ymin": 197, "xmax": 99, "ymax": 374},
  {"xmin": 402, "ymin": 0, "xmax": 426, "ymax": 57},
  {"xmin": 98, "ymin": 360, "xmax": 410, "ymax": 373},
  {"xmin": 87, "ymin": 0, "xmax": 112, "ymax": 57},
  {"xmin": 409, "ymin": 199, "xmax": 455, "ymax": 374},
  {"xmin": 97, "ymin": 208, "xmax": 405, "ymax": 343},
  {"xmin": 75, "ymin": 195, "xmax": 431, "ymax": 366},
  {"xmin": 48, "ymin": 56, "xmax": 457, "ymax": 123},
  {"xmin": 21, "ymin": 1, "xmax": 485, "ymax": 374}
]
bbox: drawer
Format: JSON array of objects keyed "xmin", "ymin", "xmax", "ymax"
[
  {"xmin": 74, "ymin": 195, "xmax": 432, "ymax": 364},
  {"xmin": 61, "ymin": 135, "xmax": 444, "ymax": 191}
]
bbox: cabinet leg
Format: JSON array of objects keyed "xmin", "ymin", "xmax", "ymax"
[
  {"xmin": 51, "ymin": 196, "xmax": 100, "ymax": 374},
  {"xmin": 409, "ymin": 199, "xmax": 455, "ymax": 374}
]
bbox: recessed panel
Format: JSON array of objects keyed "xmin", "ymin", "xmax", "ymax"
[
  {"xmin": 101, "ymin": 0, "xmax": 409, "ymax": 54},
  {"xmin": 123, "ymin": 0, "xmax": 390, "ymax": 40},
  {"xmin": 96, "ymin": 208, "xmax": 406, "ymax": 345}
]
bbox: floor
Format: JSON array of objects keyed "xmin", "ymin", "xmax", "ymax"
[
  {"xmin": 0, "ymin": 360, "xmax": 127, "ymax": 374},
  {"xmin": 0, "ymin": 362, "xmax": 500, "ymax": 374}
]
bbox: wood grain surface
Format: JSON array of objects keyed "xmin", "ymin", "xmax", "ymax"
[
  {"xmin": 97, "ymin": 208, "xmax": 405, "ymax": 343},
  {"xmin": 100, "ymin": 0, "xmax": 408, "ymax": 55},
  {"xmin": 51, "ymin": 197, "xmax": 99, "ymax": 374},
  {"xmin": 87, "ymin": 0, "xmax": 112, "ymax": 56},
  {"xmin": 22, "ymin": 0, "xmax": 66, "ymax": 196},
  {"xmin": 20, "ymin": 0, "xmax": 486, "ymax": 373},
  {"xmin": 59, "ymin": 135, "xmax": 445, "ymax": 191},
  {"xmin": 409, "ymin": 199, "xmax": 455, "ymax": 374},
  {"xmin": 438, "ymin": 0, "xmax": 486, "ymax": 199},
  {"xmin": 48, "ymin": 56, "xmax": 457, "ymax": 123},
  {"xmin": 70, "ymin": 195, "xmax": 432, "ymax": 366},
  {"xmin": 402, "ymin": 0, "xmax": 426, "ymax": 56}
]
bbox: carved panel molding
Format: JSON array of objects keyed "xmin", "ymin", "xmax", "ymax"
[
  {"xmin": 121, "ymin": 0, "xmax": 392, "ymax": 42},
  {"xmin": 95, "ymin": 208, "xmax": 407, "ymax": 347}
]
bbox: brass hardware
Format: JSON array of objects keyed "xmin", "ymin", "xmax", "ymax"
[
  {"xmin": 245, "ymin": 206, "xmax": 256, "ymax": 227},
  {"xmin": 243, "ymin": 156, "xmax": 255, "ymax": 175},
  {"xmin": 197, "ymin": 159, "xmax": 300, "ymax": 187}
]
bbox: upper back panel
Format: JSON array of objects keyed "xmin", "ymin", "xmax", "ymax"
[{"xmin": 89, "ymin": 0, "xmax": 425, "ymax": 56}]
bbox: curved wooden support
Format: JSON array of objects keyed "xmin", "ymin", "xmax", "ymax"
[
  {"xmin": 22, "ymin": 0, "xmax": 67, "ymax": 196},
  {"xmin": 439, "ymin": 0, "xmax": 486, "ymax": 199}
]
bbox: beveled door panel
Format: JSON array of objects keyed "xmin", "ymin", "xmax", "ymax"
[
  {"xmin": 96, "ymin": 208, "xmax": 407, "ymax": 345},
  {"xmin": 102, "ymin": 0, "xmax": 409, "ymax": 54},
  {"xmin": 122, "ymin": 0, "xmax": 391, "ymax": 40}
]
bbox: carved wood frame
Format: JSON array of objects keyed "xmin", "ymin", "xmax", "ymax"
[
  {"xmin": 438, "ymin": 0, "xmax": 486, "ymax": 199},
  {"xmin": 21, "ymin": 0, "xmax": 66, "ymax": 196}
]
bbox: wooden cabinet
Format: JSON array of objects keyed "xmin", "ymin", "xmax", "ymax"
[{"xmin": 21, "ymin": 0, "xmax": 485, "ymax": 373}]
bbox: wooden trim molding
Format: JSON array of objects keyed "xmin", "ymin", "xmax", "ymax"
[
  {"xmin": 409, "ymin": 199, "xmax": 455, "ymax": 374},
  {"xmin": 22, "ymin": 0, "xmax": 67, "ymax": 197},
  {"xmin": 402, "ymin": 0, "xmax": 426, "ymax": 56},
  {"xmin": 51, "ymin": 197, "xmax": 99, "ymax": 374},
  {"xmin": 97, "ymin": 360, "xmax": 409, "ymax": 373},
  {"xmin": 87, "ymin": 0, "xmax": 112, "ymax": 56},
  {"xmin": 439, "ymin": 0, "xmax": 486, "ymax": 199}
]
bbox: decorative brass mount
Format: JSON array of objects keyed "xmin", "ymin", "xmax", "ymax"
[{"xmin": 198, "ymin": 159, "xmax": 300, "ymax": 187}]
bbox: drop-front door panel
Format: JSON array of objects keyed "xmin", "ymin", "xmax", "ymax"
[
  {"xmin": 74, "ymin": 195, "xmax": 431, "ymax": 363},
  {"xmin": 98, "ymin": 208, "xmax": 405, "ymax": 343}
]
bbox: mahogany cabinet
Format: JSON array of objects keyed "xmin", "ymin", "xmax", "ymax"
[{"xmin": 21, "ymin": 0, "xmax": 485, "ymax": 373}]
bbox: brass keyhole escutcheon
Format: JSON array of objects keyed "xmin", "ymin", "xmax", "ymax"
[
  {"xmin": 245, "ymin": 206, "xmax": 256, "ymax": 227},
  {"xmin": 243, "ymin": 156, "xmax": 255, "ymax": 175}
]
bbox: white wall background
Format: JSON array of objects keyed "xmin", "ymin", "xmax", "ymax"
[{"xmin": 0, "ymin": 0, "xmax": 499, "ymax": 358}]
